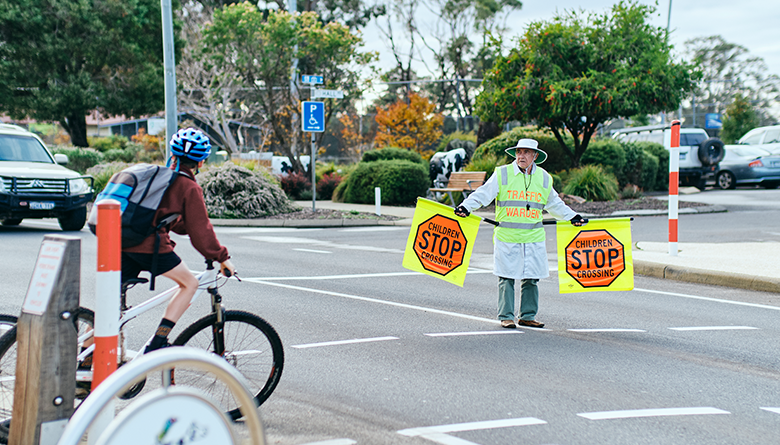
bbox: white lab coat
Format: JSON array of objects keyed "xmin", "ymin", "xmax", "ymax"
[{"xmin": 460, "ymin": 162, "xmax": 576, "ymax": 280}]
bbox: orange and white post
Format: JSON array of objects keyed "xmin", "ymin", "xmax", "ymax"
[
  {"xmin": 668, "ymin": 120, "xmax": 681, "ymax": 256},
  {"xmin": 91, "ymin": 200, "xmax": 121, "ymax": 442}
]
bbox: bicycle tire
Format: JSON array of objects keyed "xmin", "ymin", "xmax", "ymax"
[
  {"xmin": 172, "ymin": 310, "xmax": 284, "ymax": 421},
  {"xmin": 0, "ymin": 308, "xmax": 94, "ymax": 444}
]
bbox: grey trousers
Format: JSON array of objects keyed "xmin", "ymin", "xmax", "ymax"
[{"xmin": 497, "ymin": 277, "xmax": 540, "ymax": 321}]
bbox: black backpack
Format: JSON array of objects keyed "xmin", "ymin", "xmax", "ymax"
[{"xmin": 88, "ymin": 164, "xmax": 180, "ymax": 289}]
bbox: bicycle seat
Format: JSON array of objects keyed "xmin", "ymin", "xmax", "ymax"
[{"xmin": 122, "ymin": 277, "xmax": 149, "ymax": 292}]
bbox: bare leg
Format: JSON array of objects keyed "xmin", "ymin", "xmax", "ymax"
[{"xmin": 160, "ymin": 261, "xmax": 199, "ymax": 323}]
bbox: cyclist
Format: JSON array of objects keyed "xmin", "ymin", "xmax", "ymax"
[{"xmin": 121, "ymin": 127, "xmax": 235, "ymax": 353}]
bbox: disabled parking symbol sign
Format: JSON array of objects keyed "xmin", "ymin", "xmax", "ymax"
[{"xmin": 302, "ymin": 101, "xmax": 325, "ymax": 132}]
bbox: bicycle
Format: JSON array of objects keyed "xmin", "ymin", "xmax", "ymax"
[{"xmin": 0, "ymin": 259, "xmax": 284, "ymax": 441}]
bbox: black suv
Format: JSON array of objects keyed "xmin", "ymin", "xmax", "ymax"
[{"xmin": 0, "ymin": 124, "xmax": 94, "ymax": 230}]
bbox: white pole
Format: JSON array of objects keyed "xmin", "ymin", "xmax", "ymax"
[
  {"xmin": 375, "ymin": 187, "xmax": 381, "ymax": 216},
  {"xmin": 161, "ymin": 0, "xmax": 177, "ymax": 158},
  {"xmin": 668, "ymin": 120, "xmax": 680, "ymax": 256}
]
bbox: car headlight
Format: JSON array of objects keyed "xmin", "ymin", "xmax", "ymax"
[{"xmin": 69, "ymin": 178, "xmax": 90, "ymax": 195}]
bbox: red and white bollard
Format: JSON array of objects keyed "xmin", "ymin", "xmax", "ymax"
[
  {"xmin": 91, "ymin": 200, "xmax": 121, "ymax": 442},
  {"xmin": 668, "ymin": 120, "xmax": 681, "ymax": 256}
]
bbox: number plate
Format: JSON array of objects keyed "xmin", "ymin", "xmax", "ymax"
[{"xmin": 30, "ymin": 202, "xmax": 55, "ymax": 210}]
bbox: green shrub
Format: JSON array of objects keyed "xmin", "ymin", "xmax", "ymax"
[
  {"xmin": 473, "ymin": 127, "xmax": 573, "ymax": 173},
  {"xmin": 634, "ymin": 141, "xmax": 669, "ymax": 191},
  {"xmin": 436, "ymin": 131, "xmax": 476, "ymax": 152},
  {"xmin": 332, "ymin": 178, "xmax": 348, "ymax": 202},
  {"xmin": 620, "ymin": 184, "xmax": 643, "ymax": 199},
  {"xmin": 197, "ymin": 162, "xmax": 296, "ymax": 218},
  {"xmin": 622, "ymin": 142, "xmax": 659, "ymax": 191},
  {"xmin": 562, "ymin": 165, "xmax": 619, "ymax": 201},
  {"xmin": 551, "ymin": 173, "xmax": 563, "ymax": 192},
  {"xmin": 49, "ymin": 146, "xmax": 103, "ymax": 174},
  {"xmin": 89, "ymin": 134, "xmax": 129, "ymax": 152},
  {"xmin": 464, "ymin": 152, "xmax": 499, "ymax": 182},
  {"xmin": 581, "ymin": 138, "xmax": 627, "ymax": 182},
  {"xmin": 342, "ymin": 159, "xmax": 428, "ymax": 205},
  {"xmin": 279, "ymin": 172, "xmax": 311, "ymax": 200},
  {"xmin": 361, "ymin": 146, "xmax": 425, "ymax": 165},
  {"xmin": 103, "ymin": 146, "xmax": 139, "ymax": 163}
]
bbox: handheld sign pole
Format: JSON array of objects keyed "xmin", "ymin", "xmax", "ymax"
[{"xmin": 668, "ymin": 120, "xmax": 681, "ymax": 256}]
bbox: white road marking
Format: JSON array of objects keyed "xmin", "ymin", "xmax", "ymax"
[
  {"xmin": 567, "ymin": 329, "xmax": 647, "ymax": 333},
  {"xmin": 635, "ymin": 288, "xmax": 780, "ymax": 312},
  {"xmin": 247, "ymin": 270, "xmax": 492, "ymax": 281},
  {"xmin": 760, "ymin": 407, "xmax": 780, "ymax": 415},
  {"xmin": 243, "ymin": 235, "xmax": 405, "ymax": 253},
  {"xmin": 243, "ymin": 278, "xmax": 499, "ymax": 325},
  {"xmin": 299, "ymin": 439, "xmax": 356, "ymax": 445},
  {"xmin": 294, "ymin": 248, "xmax": 332, "ymax": 254},
  {"xmin": 416, "ymin": 433, "xmax": 480, "ymax": 445},
  {"xmin": 292, "ymin": 336, "xmax": 399, "ymax": 349},
  {"xmin": 668, "ymin": 326, "xmax": 758, "ymax": 331},
  {"xmin": 399, "ymin": 417, "xmax": 547, "ymax": 437},
  {"xmin": 425, "ymin": 331, "xmax": 522, "ymax": 337},
  {"xmin": 578, "ymin": 407, "xmax": 730, "ymax": 420},
  {"xmin": 340, "ymin": 227, "xmax": 407, "ymax": 232}
]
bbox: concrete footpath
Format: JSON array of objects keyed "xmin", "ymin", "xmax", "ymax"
[{"xmin": 210, "ymin": 200, "xmax": 780, "ymax": 294}]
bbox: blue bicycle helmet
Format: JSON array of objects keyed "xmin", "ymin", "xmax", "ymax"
[{"xmin": 169, "ymin": 127, "xmax": 211, "ymax": 162}]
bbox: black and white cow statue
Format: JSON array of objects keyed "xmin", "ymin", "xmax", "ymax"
[{"xmin": 429, "ymin": 147, "xmax": 467, "ymax": 189}]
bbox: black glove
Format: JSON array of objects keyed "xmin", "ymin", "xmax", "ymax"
[
  {"xmin": 454, "ymin": 205, "xmax": 470, "ymax": 217},
  {"xmin": 570, "ymin": 214, "xmax": 588, "ymax": 226}
]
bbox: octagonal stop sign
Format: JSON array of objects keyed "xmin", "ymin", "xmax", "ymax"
[
  {"xmin": 565, "ymin": 229, "xmax": 625, "ymax": 288},
  {"xmin": 413, "ymin": 214, "xmax": 468, "ymax": 276}
]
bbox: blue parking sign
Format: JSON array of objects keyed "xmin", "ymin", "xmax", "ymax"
[{"xmin": 302, "ymin": 101, "xmax": 325, "ymax": 132}]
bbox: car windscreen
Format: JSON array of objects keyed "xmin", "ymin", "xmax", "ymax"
[
  {"xmin": 680, "ymin": 133, "xmax": 707, "ymax": 146},
  {"xmin": 732, "ymin": 146, "xmax": 771, "ymax": 158},
  {"xmin": 0, "ymin": 135, "xmax": 54, "ymax": 163}
]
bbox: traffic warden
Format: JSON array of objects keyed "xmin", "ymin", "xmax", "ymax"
[{"xmin": 454, "ymin": 138, "xmax": 588, "ymax": 328}]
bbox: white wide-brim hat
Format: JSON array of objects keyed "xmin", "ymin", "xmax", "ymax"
[{"xmin": 504, "ymin": 138, "xmax": 547, "ymax": 164}]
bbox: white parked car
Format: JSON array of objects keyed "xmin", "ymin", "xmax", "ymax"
[
  {"xmin": 611, "ymin": 125, "xmax": 725, "ymax": 190},
  {"xmin": 0, "ymin": 124, "xmax": 93, "ymax": 230},
  {"xmin": 736, "ymin": 125, "xmax": 780, "ymax": 154}
]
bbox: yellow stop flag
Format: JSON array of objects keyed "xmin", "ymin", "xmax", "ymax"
[
  {"xmin": 402, "ymin": 198, "xmax": 482, "ymax": 287},
  {"xmin": 556, "ymin": 217, "xmax": 634, "ymax": 293}
]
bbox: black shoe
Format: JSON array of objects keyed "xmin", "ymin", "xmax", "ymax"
[{"xmin": 144, "ymin": 339, "xmax": 171, "ymax": 354}]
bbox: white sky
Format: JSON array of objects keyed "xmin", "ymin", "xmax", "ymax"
[{"xmin": 358, "ymin": 0, "xmax": 780, "ymax": 100}]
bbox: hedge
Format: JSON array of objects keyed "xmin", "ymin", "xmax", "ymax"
[
  {"xmin": 472, "ymin": 127, "xmax": 574, "ymax": 174},
  {"xmin": 341, "ymin": 159, "xmax": 429, "ymax": 206}
]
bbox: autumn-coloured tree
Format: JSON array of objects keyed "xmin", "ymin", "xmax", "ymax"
[
  {"xmin": 339, "ymin": 113, "xmax": 374, "ymax": 162},
  {"xmin": 374, "ymin": 93, "xmax": 444, "ymax": 157}
]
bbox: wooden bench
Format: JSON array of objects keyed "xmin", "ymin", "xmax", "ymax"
[{"xmin": 430, "ymin": 171, "xmax": 486, "ymax": 205}]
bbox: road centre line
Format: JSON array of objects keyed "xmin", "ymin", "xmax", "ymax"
[
  {"xmin": 292, "ymin": 336, "xmax": 398, "ymax": 349},
  {"xmin": 668, "ymin": 326, "xmax": 758, "ymax": 331},
  {"xmin": 242, "ymin": 235, "xmax": 405, "ymax": 253},
  {"xmin": 242, "ymin": 278, "xmax": 499, "ymax": 325},
  {"xmin": 425, "ymin": 331, "xmax": 522, "ymax": 337},
  {"xmin": 246, "ymin": 270, "xmax": 492, "ymax": 281},
  {"xmin": 635, "ymin": 288, "xmax": 780, "ymax": 312},
  {"xmin": 399, "ymin": 417, "xmax": 547, "ymax": 437},
  {"xmin": 760, "ymin": 407, "xmax": 780, "ymax": 415},
  {"xmin": 568, "ymin": 329, "xmax": 647, "ymax": 333},
  {"xmin": 577, "ymin": 407, "xmax": 730, "ymax": 420},
  {"xmin": 294, "ymin": 248, "xmax": 332, "ymax": 254}
]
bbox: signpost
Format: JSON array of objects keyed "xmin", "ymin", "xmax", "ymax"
[
  {"xmin": 311, "ymin": 89, "xmax": 344, "ymax": 99},
  {"xmin": 301, "ymin": 75, "xmax": 324, "ymax": 85},
  {"xmin": 301, "ymin": 101, "xmax": 325, "ymax": 211}
]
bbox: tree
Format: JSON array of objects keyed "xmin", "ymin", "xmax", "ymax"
[
  {"xmin": 475, "ymin": 0, "xmax": 699, "ymax": 166},
  {"xmin": 0, "ymin": 0, "xmax": 179, "ymax": 147},
  {"xmin": 683, "ymin": 35, "xmax": 780, "ymax": 126},
  {"xmin": 374, "ymin": 92, "xmax": 444, "ymax": 156},
  {"xmin": 177, "ymin": 2, "xmax": 267, "ymax": 154},
  {"xmin": 202, "ymin": 3, "xmax": 374, "ymax": 173},
  {"xmin": 720, "ymin": 94, "xmax": 760, "ymax": 143}
]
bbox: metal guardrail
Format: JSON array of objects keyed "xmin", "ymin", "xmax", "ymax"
[{"xmin": 57, "ymin": 347, "xmax": 265, "ymax": 445}]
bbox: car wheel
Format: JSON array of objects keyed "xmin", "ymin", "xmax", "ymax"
[
  {"xmin": 698, "ymin": 138, "xmax": 725, "ymax": 166},
  {"xmin": 0, "ymin": 219, "xmax": 22, "ymax": 226},
  {"xmin": 58, "ymin": 207, "xmax": 87, "ymax": 231},
  {"xmin": 716, "ymin": 171, "xmax": 736, "ymax": 190}
]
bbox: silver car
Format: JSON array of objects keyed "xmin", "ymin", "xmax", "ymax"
[{"xmin": 716, "ymin": 145, "xmax": 780, "ymax": 190}]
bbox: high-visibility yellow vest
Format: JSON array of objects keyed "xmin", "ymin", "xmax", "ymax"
[{"xmin": 494, "ymin": 164, "xmax": 551, "ymax": 243}]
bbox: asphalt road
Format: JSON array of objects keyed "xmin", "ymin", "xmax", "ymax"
[{"xmin": 1, "ymin": 189, "xmax": 779, "ymax": 444}]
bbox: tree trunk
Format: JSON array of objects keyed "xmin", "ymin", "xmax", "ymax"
[
  {"xmin": 61, "ymin": 114, "xmax": 88, "ymax": 147},
  {"xmin": 476, "ymin": 121, "xmax": 500, "ymax": 147}
]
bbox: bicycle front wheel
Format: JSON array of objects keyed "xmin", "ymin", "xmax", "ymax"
[{"xmin": 172, "ymin": 310, "xmax": 284, "ymax": 421}]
